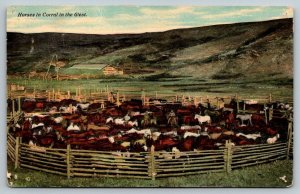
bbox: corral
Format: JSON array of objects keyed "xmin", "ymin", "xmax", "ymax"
[
  {"xmin": 7, "ymin": 86, "xmax": 293, "ymax": 180},
  {"xmin": 7, "ymin": 134, "xmax": 292, "ymax": 180}
]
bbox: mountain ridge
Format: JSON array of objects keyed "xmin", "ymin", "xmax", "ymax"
[{"xmin": 7, "ymin": 18, "xmax": 293, "ymax": 81}]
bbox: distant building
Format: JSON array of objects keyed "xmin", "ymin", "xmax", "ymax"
[
  {"xmin": 70, "ymin": 64, "xmax": 107, "ymax": 70},
  {"xmin": 70, "ymin": 63, "xmax": 124, "ymax": 76},
  {"xmin": 102, "ymin": 65, "xmax": 124, "ymax": 76}
]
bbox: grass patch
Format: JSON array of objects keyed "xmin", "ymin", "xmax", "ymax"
[
  {"xmin": 60, "ymin": 68, "xmax": 100, "ymax": 75},
  {"xmin": 7, "ymin": 160, "xmax": 293, "ymax": 188},
  {"xmin": 7, "ymin": 75, "xmax": 293, "ymax": 100},
  {"xmin": 142, "ymin": 73, "xmax": 187, "ymax": 82},
  {"xmin": 212, "ymin": 73, "xmax": 244, "ymax": 80}
]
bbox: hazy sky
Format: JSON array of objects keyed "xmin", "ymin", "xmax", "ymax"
[{"xmin": 7, "ymin": 6, "xmax": 293, "ymax": 34}]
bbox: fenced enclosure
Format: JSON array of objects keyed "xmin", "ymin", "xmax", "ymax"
[
  {"xmin": 6, "ymin": 84, "xmax": 293, "ymax": 179},
  {"xmin": 7, "ymin": 133, "xmax": 292, "ymax": 180}
]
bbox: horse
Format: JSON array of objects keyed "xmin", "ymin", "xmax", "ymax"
[
  {"xmin": 236, "ymin": 114, "xmax": 252, "ymax": 126},
  {"xmin": 180, "ymin": 137, "xmax": 195, "ymax": 151},
  {"xmin": 236, "ymin": 132, "xmax": 261, "ymax": 140},
  {"xmin": 194, "ymin": 114, "xmax": 211, "ymax": 124},
  {"xmin": 114, "ymin": 118, "xmax": 126, "ymax": 126},
  {"xmin": 267, "ymin": 134, "xmax": 280, "ymax": 144},
  {"xmin": 76, "ymin": 103, "xmax": 90, "ymax": 111},
  {"xmin": 67, "ymin": 122, "xmax": 81, "ymax": 132},
  {"xmin": 128, "ymin": 120, "xmax": 138, "ymax": 127}
]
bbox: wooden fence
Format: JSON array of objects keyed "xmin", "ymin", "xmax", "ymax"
[
  {"xmin": 7, "ymin": 136, "xmax": 292, "ymax": 179},
  {"xmin": 154, "ymin": 148, "xmax": 226, "ymax": 178},
  {"xmin": 8, "ymin": 84, "xmax": 293, "ymax": 107},
  {"xmin": 19, "ymin": 144, "xmax": 68, "ymax": 176},
  {"xmin": 230, "ymin": 142, "xmax": 288, "ymax": 169},
  {"xmin": 7, "ymin": 133, "xmax": 17, "ymax": 168},
  {"xmin": 70, "ymin": 148, "xmax": 149, "ymax": 179}
]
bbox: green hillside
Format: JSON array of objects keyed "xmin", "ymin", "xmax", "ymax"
[{"xmin": 7, "ymin": 18, "xmax": 293, "ymax": 82}]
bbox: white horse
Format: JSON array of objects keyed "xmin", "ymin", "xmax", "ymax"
[
  {"xmin": 172, "ymin": 147, "xmax": 182, "ymax": 159},
  {"xmin": 124, "ymin": 114, "xmax": 131, "ymax": 121},
  {"xmin": 129, "ymin": 111, "xmax": 141, "ymax": 117},
  {"xmin": 236, "ymin": 132, "xmax": 261, "ymax": 140},
  {"xmin": 60, "ymin": 105, "xmax": 77, "ymax": 114},
  {"xmin": 137, "ymin": 129, "xmax": 152, "ymax": 136},
  {"xmin": 267, "ymin": 134, "xmax": 280, "ymax": 144},
  {"xmin": 106, "ymin": 117, "xmax": 114, "ymax": 124},
  {"xmin": 67, "ymin": 122, "xmax": 80, "ymax": 131},
  {"xmin": 53, "ymin": 117, "xmax": 64, "ymax": 124},
  {"xmin": 114, "ymin": 118, "xmax": 126, "ymax": 126},
  {"xmin": 128, "ymin": 120, "xmax": 138, "ymax": 127},
  {"xmin": 108, "ymin": 136, "xmax": 115, "ymax": 143},
  {"xmin": 163, "ymin": 131, "xmax": 178, "ymax": 136},
  {"xmin": 151, "ymin": 132, "xmax": 161, "ymax": 141},
  {"xmin": 194, "ymin": 114, "xmax": 211, "ymax": 124},
  {"xmin": 183, "ymin": 131, "xmax": 200, "ymax": 139},
  {"xmin": 76, "ymin": 103, "xmax": 90, "ymax": 110},
  {"xmin": 236, "ymin": 114, "xmax": 252, "ymax": 126},
  {"xmin": 180, "ymin": 125, "xmax": 201, "ymax": 131},
  {"xmin": 121, "ymin": 141, "xmax": 131, "ymax": 148},
  {"xmin": 31, "ymin": 123, "xmax": 44, "ymax": 129},
  {"xmin": 126, "ymin": 128, "xmax": 139, "ymax": 134}
]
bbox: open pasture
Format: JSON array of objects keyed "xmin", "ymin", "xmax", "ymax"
[{"xmin": 7, "ymin": 76, "xmax": 293, "ymax": 101}]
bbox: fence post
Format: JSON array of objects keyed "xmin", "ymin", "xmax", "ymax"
[
  {"xmin": 18, "ymin": 96, "xmax": 21, "ymax": 113},
  {"xmin": 142, "ymin": 90, "xmax": 146, "ymax": 106},
  {"xmin": 107, "ymin": 89, "xmax": 110, "ymax": 102},
  {"xmin": 12, "ymin": 99, "xmax": 15, "ymax": 118},
  {"xmin": 66, "ymin": 144, "xmax": 71, "ymax": 178},
  {"xmin": 148, "ymin": 145, "xmax": 156, "ymax": 180},
  {"xmin": 269, "ymin": 107, "xmax": 273, "ymax": 122},
  {"xmin": 224, "ymin": 140, "xmax": 232, "ymax": 173},
  {"xmin": 264, "ymin": 104, "xmax": 268, "ymax": 125},
  {"xmin": 52, "ymin": 88, "xmax": 55, "ymax": 100},
  {"xmin": 14, "ymin": 137, "xmax": 21, "ymax": 169},
  {"xmin": 236, "ymin": 95, "xmax": 239, "ymax": 114},
  {"xmin": 116, "ymin": 91, "xmax": 120, "ymax": 107},
  {"xmin": 287, "ymin": 114, "xmax": 293, "ymax": 159},
  {"xmin": 48, "ymin": 91, "xmax": 51, "ymax": 101}
]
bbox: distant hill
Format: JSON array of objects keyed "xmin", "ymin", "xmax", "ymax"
[{"xmin": 7, "ymin": 18, "xmax": 293, "ymax": 81}]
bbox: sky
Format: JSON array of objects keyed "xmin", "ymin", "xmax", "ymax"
[{"xmin": 7, "ymin": 6, "xmax": 293, "ymax": 34}]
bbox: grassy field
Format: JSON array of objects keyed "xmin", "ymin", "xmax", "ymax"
[
  {"xmin": 7, "ymin": 76, "xmax": 293, "ymax": 101},
  {"xmin": 7, "ymin": 159, "xmax": 293, "ymax": 188}
]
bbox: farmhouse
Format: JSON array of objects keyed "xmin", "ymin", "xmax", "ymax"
[
  {"xmin": 70, "ymin": 64, "xmax": 107, "ymax": 70},
  {"xmin": 102, "ymin": 65, "xmax": 124, "ymax": 76},
  {"xmin": 70, "ymin": 64, "xmax": 124, "ymax": 76}
]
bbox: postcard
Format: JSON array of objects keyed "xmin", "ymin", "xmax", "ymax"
[{"xmin": 6, "ymin": 6, "xmax": 293, "ymax": 187}]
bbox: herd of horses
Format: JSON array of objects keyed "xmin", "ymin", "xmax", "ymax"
[{"xmin": 7, "ymin": 97, "xmax": 292, "ymax": 153}]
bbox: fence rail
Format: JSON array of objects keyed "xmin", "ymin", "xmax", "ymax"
[
  {"xmin": 7, "ymin": 84, "xmax": 293, "ymax": 107},
  {"xmin": 7, "ymin": 133, "xmax": 16, "ymax": 165},
  {"xmin": 7, "ymin": 134, "xmax": 292, "ymax": 179}
]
